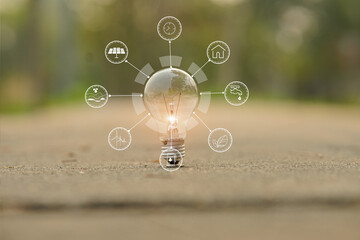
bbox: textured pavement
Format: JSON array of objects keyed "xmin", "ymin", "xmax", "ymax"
[{"xmin": 1, "ymin": 100, "xmax": 360, "ymax": 239}]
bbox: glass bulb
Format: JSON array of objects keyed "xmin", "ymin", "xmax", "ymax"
[{"xmin": 144, "ymin": 68, "xmax": 198, "ymax": 165}]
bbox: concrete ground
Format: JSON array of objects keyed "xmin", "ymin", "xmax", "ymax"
[{"xmin": 1, "ymin": 100, "xmax": 360, "ymax": 240}]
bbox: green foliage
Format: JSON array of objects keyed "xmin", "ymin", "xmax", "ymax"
[{"xmin": 1, "ymin": 0, "xmax": 359, "ymax": 113}]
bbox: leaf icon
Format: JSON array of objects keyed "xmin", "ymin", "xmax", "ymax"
[{"xmin": 213, "ymin": 135, "xmax": 228, "ymax": 148}]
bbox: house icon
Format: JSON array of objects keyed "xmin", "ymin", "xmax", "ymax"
[{"xmin": 211, "ymin": 44, "xmax": 226, "ymax": 59}]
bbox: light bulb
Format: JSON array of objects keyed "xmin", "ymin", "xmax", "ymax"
[{"xmin": 144, "ymin": 68, "xmax": 199, "ymax": 167}]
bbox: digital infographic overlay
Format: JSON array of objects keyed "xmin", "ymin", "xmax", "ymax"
[{"xmin": 85, "ymin": 16, "xmax": 249, "ymax": 172}]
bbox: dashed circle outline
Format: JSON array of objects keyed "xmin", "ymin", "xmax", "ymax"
[
  {"xmin": 105, "ymin": 40, "xmax": 128, "ymax": 64},
  {"xmin": 224, "ymin": 81, "xmax": 249, "ymax": 106},
  {"xmin": 108, "ymin": 127, "xmax": 132, "ymax": 151},
  {"xmin": 206, "ymin": 40, "xmax": 231, "ymax": 64},
  {"xmin": 159, "ymin": 148, "xmax": 183, "ymax": 172},
  {"xmin": 85, "ymin": 84, "xmax": 109, "ymax": 109},
  {"xmin": 208, "ymin": 128, "xmax": 233, "ymax": 153},
  {"xmin": 157, "ymin": 16, "xmax": 182, "ymax": 41}
]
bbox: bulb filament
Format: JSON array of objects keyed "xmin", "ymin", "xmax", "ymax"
[{"xmin": 162, "ymin": 92, "xmax": 182, "ymax": 139}]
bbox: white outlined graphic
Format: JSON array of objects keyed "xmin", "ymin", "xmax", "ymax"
[
  {"xmin": 208, "ymin": 128, "xmax": 233, "ymax": 153},
  {"xmin": 159, "ymin": 148, "xmax": 183, "ymax": 172},
  {"xmin": 143, "ymin": 68, "xmax": 197, "ymax": 163},
  {"xmin": 85, "ymin": 85, "xmax": 109, "ymax": 108},
  {"xmin": 86, "ymin": 17, "xmax": 250, "ymax": 171},
  {"xmin": 157, "ymin": 16, "xmax": 182, "ymax": 41},
  {"xmin": 191, "ymin": 59, "xmax": 210, "ymax": 77},
  {"xmin": 105, "ymin": 40, "xmax": 128, "ymax": 64},
  {"xmin": 109, "ymin": 93, "xmax": 143, "ymax": 98},
  {"xmin": 108, "ymin": 127, "xmax": 132, "ymax": 151},
  {"xmin": 164, "ymin": 22, "xmax": 176, "ymax": 35},
  {"xmin": 193, "ymin": 112, "xmax": 212, "ymax": 132},
  {"xmin": 224, "ymin": 81, "xmax": 249, "ymax": 106},
  {"xmin": 125, "ymin": 60, "xmax": 150, "ymax": 78},
  {"xmin": 128, "ymin": 113, "xmax": 151, "ymax": 132},
  {"xmin": 207, "ymin": 41, "xmax": 230, "ymax": 64}
]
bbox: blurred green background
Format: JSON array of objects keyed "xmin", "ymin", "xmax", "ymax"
[{"xmin": 1, "ymin": 0, "xmax": 359, "ymax": 113}]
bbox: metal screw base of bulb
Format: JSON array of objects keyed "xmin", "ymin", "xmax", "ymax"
[{"xmin": 161, "ymin": 138, "xmax": 185, "ymax": 167}]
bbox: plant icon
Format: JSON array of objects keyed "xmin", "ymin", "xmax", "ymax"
[{"xmin": 212, "ymin": 135, "xmax": 228, "ymax": 148}]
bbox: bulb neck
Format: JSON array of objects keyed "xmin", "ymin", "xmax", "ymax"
[{"xmin": 160, "ymin": 138, "xmax": 185, "ymax": 166}]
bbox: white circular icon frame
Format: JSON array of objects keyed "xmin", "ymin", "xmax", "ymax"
[
  {"xmin": 157, "ymin": 16, "xmax": 182, "ymax": 41},
  {"xmin": 85, "ymin": 85, "xmax": 109, "ymax": 109},
  {"xmin": 224, "ymin": 81, "xmax": 249, "ymax": 106},
  {"xmin": 208, "ymin": 128, "xmax": 233, "ymax": 153},
  {"xmin": 159, "ymin": 148, "xmax": 183, "ymax": 172},
  {"xmin": 206, "ymin": 40, "xmax": 230, "ymax": 64},
  {"xmin": 105, "ymin": 40, "xmax": 128, "ymax": 64},
  {"xmin": 108, "ymin": 127, "xmax": 132, "ymax": 151}
]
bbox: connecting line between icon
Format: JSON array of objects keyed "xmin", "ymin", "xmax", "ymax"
[
  {"xmin": 169, "ymin": 41, "xmax": 172, "ymax": 68},
  {"xmin": 92, "ymin": 18, "xmax": 239, "ymax": 170},
  {"xmin": 170, "ymin": 124, "xmax": 173, "ymax": 148},
  {"xmin": 200, "ymin": 92, "xmax": 224, "ymax": 95},
  {"xmin": 128, "ymin": 113, "xmax": 151, "ymax": 132},
  {"xmin": 125, "ymin": 60, "xmax": 150, "ymax": 79},
  {"xmin": 109, "ymin": 94, "xmax": 143, "ymax": 98},
  {"xmin": 192, "ymin": 112, "xmax": 212, "ymax": 132},
  {"xmin": 191, "ymin": 59, "xmax": 211, "ymax": 77}
]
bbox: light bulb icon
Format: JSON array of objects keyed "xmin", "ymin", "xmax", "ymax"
[
  {"xmin": 88, "ymin": 16, "xmax": 247, "ymax": 172},
  {"xmin": 143, "ymin": 68, "xmax": 198, "ymax": 169}
]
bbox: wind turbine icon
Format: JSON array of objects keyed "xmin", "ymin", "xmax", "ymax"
[{"xmin": 111, "ymin": 130, "xmax": 127, "ymax": 147}]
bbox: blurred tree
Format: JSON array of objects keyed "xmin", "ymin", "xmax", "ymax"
[{"xmin": 0, "ymin": 0, "xmax": 359, "ymax": 113}]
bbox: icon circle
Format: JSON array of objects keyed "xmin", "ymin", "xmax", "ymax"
[
  {"xmin": 85, "ymin": 85, "xmax": 109, "ymax": 108},
  {"xmin": 224, "ymin": 81, "xmax": 249, "ymax": 106},
  {"xmin": 108, "ymin": 127, "xmax": 132, "ymax": 151},
  {"xmin": 105, "ymin": 40, "xmax": 128, "ymax": 64},
  {"xmin": 159, "ymin": 148, "xmax": 183, "ymax": 172},
  {"xmin": 157, "ymin": 16, "xmax": 182, "ymax": 41},
  {"xmin": 208, "ymin": 128, "xmax": 233, "ymax": 153},
  {"xmin": 206, "ymin": 41, "xmax": 230, "ymax": 64}
]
